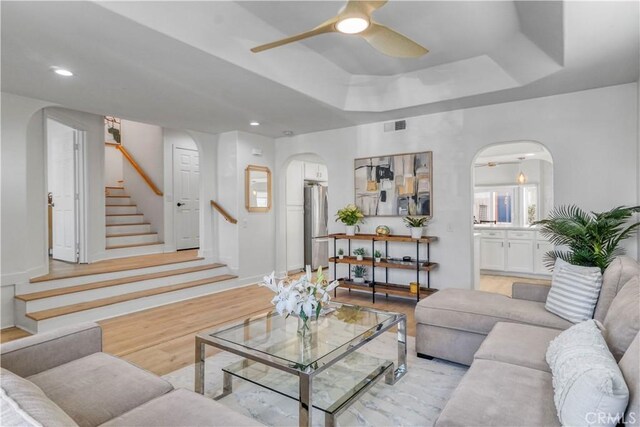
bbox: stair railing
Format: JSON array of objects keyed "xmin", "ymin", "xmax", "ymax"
[
  {"xmin": 210, "ymin": 200, "xmax": 237, "ymax": 224},
  {"xmin": 112, "ymin": 143, "xmax": 163, "ymax": 196}
]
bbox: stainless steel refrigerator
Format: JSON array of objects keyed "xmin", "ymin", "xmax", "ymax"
[{"xmin": 304, "ymin": 184, "xmax": 328, "ymax": 270}]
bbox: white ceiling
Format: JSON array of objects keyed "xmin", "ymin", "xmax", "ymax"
[
  {"xmin": 239, "ymin": 1, "xmax": 521, "ymax": 76},
  {"xmin": 1, "ymin": 1, "xmax": 638, "ymax": 137}
]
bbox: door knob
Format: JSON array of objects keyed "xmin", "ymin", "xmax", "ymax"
[{"xmin": 177, "ymin": 202, "xmax": 185, "ymax": 207}]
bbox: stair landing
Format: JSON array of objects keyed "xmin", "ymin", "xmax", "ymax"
[{"xmin": 31, "ymin": 250, "xmax": 201, "ymax": 283}]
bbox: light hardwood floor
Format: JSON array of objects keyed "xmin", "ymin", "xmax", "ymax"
[{"xmin": 1, "ymin": 273, "xmax": 549, "ymax": 376}]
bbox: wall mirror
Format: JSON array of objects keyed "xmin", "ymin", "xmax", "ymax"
[{"xmin": 245, "ymin": 165, "xmax": 271, "ymax": 212}]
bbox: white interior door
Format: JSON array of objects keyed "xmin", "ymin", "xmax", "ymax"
[
  {"xmin": 174, "ymin": 147, "xmax": 200, "ymax": 250},
  {"xmin": 49, "ymin": 121, "xmax": 78, "ymax": 262}
]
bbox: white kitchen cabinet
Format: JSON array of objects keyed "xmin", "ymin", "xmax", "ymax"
[
  {"xmin": 480, "ymin": 238, "xmax": 505, "ymax": 270},
  {"xmin": 304, "ymin": 162, "xmax": 328, "ymax": 182},
  {"xmin": 535, "ymin": 241, "xmax": 554, "ymax": 275},
  {"xmin": 286, "ymin": 160, "xmax": 304, "ymax": 206},
  {"xmin": 506, "ymin": 240, "xmax": 534, "ymax": 273},
  {"xmin": 286, "ymin": 205, "xmax": 304, "ymax": 272}
]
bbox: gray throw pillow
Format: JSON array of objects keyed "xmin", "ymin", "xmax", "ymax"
[{"xmin": 545, "ymin": 258, "xmax": 603, "ymax": 323}]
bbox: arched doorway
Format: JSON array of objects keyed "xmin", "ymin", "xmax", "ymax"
[
  {"xmin": 471, "ymin": 141, "xmax": 554, "ymax": 294},
  {"xmin": 284, "ymin": 154, "xmax": 329, "ymax": 274}
]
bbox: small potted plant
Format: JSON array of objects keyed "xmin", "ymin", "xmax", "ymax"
[
  {"xmin": 337, "ymin": 248, "xmax": 345, "ymax": 260},
  {"xmin": 353, "ymin": 247, "xmax": 366, "ymax": 261},
  {"xmin": 374, "ymin": 250, "xmax": 383, "ymax": 263},
  {"xmin": 335, "ymin": 204, "xmax": 364, "ymax": 236},
  {"xmin": 352, "ymin": 265, "xmax": 367, "ymax": 283},
  {"xmin": 404, "ymin": 216, "xmax": 430, "ymax": 239}
]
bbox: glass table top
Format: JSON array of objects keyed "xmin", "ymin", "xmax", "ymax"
[{"xmin": 207, "ymin": 302, "xmax": 402, "ymax": 371}]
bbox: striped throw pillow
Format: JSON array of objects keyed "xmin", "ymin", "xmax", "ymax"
[{"xmin": 545, "ymin": 258, "xmax": 603, "ymax": 323}]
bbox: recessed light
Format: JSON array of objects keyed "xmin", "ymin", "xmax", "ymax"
[
  {"xmin": 283, "ymin": 130, "xmax": 294, "ymax": 136},
  {"xmin": 50, "ymin": 66, "xmax": 74, "ymax": 77},
  {"xmin": 250, "ymin": 121, "xmax": 260, "ymax": 126},
  {"xmin": 336, "ymin": 17, "xmax": 369, "ymax": 34}
]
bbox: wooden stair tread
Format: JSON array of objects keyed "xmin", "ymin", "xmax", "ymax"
[
  {"xmin": 106, "ymin": 223, "xmax": 151, "ymax": 227},
  {"xmin": 106, "ymin": 232, "xmax": 157, "ymax": 238},
  {"xmin": 17, "ymin": 264, "xmax": 225, "ymax": 301},
  {"xmin": 106, "ymin": 242, "xmax": 164, "ymax": 250},
  {"xmin": 105, "ymin": 195, "xmax": 130, "ymax": 198},
  {"xmin": 26, "ymin": 274, "xmax": 238, "ymax": 321},
  {"xmin": 31, "ymin": 250, "xmax": 202, "ymax": 282},
  {"xmin": 105, "ymin": 186, "xmax": 124, "ymax": 189}
]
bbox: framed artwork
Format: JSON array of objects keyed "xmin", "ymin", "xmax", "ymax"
[{"xmin": 354, "ymin": 151, "xmax": 432, "ymax": 217}]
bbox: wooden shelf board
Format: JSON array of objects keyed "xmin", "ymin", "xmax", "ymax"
[
  {"xmin": 337, "ymin": 279, "xmax": 437, "ymax": 301},
  {"xmin": 329, "ymin": 256, "xmax": 438, "ymax": 271},
  {"xmin": 327, "ymin": 233, "xmax": 438, "ymax": 243}
]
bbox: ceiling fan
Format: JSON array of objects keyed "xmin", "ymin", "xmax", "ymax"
[
  {"xmin": 474, "ymin": 160, "xmax": 521, "ymax": 168},
  {"xmin": 250, "ymin": 0, "xmax": 428, "ymax": 58}
]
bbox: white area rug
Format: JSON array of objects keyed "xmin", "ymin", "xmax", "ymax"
[{"xmin": 163, "ymin": 333, "xmax": 467, "ymax": 427}]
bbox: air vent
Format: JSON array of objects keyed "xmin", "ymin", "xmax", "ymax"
[{"xmin": 383, "ymin": 120, "xmax": 407, "ymax": 132}]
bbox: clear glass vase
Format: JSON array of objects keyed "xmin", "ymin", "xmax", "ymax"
[{"xmin": 297, "ymin": 316, "xmax": 311, "ymax": 339}]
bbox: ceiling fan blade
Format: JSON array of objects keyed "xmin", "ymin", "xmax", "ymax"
[
  {"xmin": 344, "ymin": 0, "xmax": 388, "ymax": 15},
  {"xmin": 251, "ymin": 17, "xmax": 338, "ymax": 53},
  {"xmin": 360, "ymin": 22, "xmax": 428, "ymax": 58}
]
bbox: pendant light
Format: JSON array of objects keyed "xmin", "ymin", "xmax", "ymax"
[{"xmin": 516, "ymin": 157, "xmax": 527, "ymax": 185}]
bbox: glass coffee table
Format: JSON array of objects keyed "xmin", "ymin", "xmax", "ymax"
[{"xmin": 195, "ymin": 302, "xmax": 407, "ymax": 427}]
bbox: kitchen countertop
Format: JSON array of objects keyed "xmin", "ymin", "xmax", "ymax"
[{"xmin": 474, "ymin": 225, "xmax": 540, "ymax": 231}]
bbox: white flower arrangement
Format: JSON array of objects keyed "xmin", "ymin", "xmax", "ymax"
[{"xmin": 261, "ymin": 266, "xmax": 339, "ymax": 323}]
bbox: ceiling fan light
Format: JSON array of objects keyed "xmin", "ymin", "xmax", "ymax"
[{"xmin": 336, "ymin": 17, "xmax": 369, "ymax": 34}]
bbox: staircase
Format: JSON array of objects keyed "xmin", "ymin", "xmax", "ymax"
[
  {"xmin": 14, "ymin": 255, "xmax": 238, "ymax": 333},
  {"xmin": 105, "ymin": 186, "xmax": 163, "ymax": 257}
]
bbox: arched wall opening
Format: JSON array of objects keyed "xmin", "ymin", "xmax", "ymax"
[
  {"xmin": 279, "ymin": 153, "xmax": 329, "ymax": 275},
  {"xmin": 470, "ymin": 140, "xmax": 554, "ymax": 293}
]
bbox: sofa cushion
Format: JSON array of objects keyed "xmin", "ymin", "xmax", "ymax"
[
  {"xmin": 594, "ymin": 256, "xmax": 640, "ymax": 322},
  {"xmin": 416, "ymin": 289, "xmax": 572, "ymax": 335},
  {"xmin": 100, "ymin": 388, "xmax": 261, "ymax": 427},
  {"xmin": 546, "ymin": 320, "xmax": 629, "ymax": 427},
  {"xmin": 1, "ymin": 367, "xmax": 78, "ymax": 427},
  {"xmin": 603, "ymin": 276, "xmax": 640, "ymax": 361},
  {"xmin": 435, "ymin": 359, "xmax": 559, "ymax": 427},
  {"xmin": 474, "ymin": 322, "xmax": 561, "ymax": 372},
  {"xmin": 619, "ymin": 333, "xmax": 639, "ymax": 427},
  {"xmin": 28, "ymin": 352, "xmax": 172, "ymax": 427},
  {"xmin": 545, "ymin": 258, "xmax": 603, "ymax": 323}
]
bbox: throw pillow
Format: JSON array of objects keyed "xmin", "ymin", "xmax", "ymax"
[
  {"xmin": 545, "ymin": 258, "xmax": 603, "ymax": 323},
  {"xmin": 546, "ymin": 320, "xmax": 629, "ymax": 427},
  {"xmin": 0, "ymin": 368, "xmax": 78, "ymax": 427},
  {"xmin": 603, "ymin": 276, "xmax": 640, "ymax": 361}
]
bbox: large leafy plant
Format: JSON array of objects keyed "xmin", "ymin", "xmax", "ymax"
[
  {"xmin": 534, "ymin": 205, "xmax": 640, "ymax": 272},
  {"xmin": 335, "ymin": 204, "xmax": 364, "ymax": 226}
]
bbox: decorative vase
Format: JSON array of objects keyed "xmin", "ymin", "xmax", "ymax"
[
  {"xmin": 297, "ymin": 316, "xmax": 312, "ymax": 339},
  {"xmin": 376, "ymin": 225, "xmax": 391, "ymax": 236},
  {"xmin": 375, "ymin": 257, "xmax": 381, "ymax": 263},
  {"xmin": 338, "ymin": 254, "xmax": 344, "ymax": 260},
  {"xmin": 356, "ymin": 255, "xmax": 363, "ymax": 261},
  {"xmin": 411, "ymin": 227, "xmax": 423, "ymax": 239},
  {"xmin": 353, "ymin": 277, "xmax": 365, "ymax": 284},
  {"xmin": 345, "ymin": 225, "xmax": 356, "ymax": 236}
]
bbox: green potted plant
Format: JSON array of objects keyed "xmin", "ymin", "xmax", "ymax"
[
  {"xmin": 353, "ymin": 247, "xmax": 366, "ymax": 261},
  {"xmin": 404, "ymin": 216, "xmax": 430, "ymax": 239},
  {"xmin": 335, "ymin": 204, "xmax": 364, "ymax": 236},
  {"xmin": 352, "ymin": 265, "xmax": 367, "ymax": 283},
  {"xmin": 337, "ymin": 248, "xmax": 345, "ymax": 260},
  {"xmin": 374, "ymin": 250, "xmax": 383, "ymax": 263},
  {"xmin": 534, "ymin": 205, "xmax": 640, "ymax": 271}
]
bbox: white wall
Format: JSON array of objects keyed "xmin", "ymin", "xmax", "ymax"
[
  {"xmin": 120, "ymin": 120, "xmax": 164, "ymax": 241},
  {"xmin": 104, "ymin": 145, "xmax": 123, "ymax": 187},
  {"xmin": 275, "ymin": 83, "xmax": 639, "ymax": 290}
]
